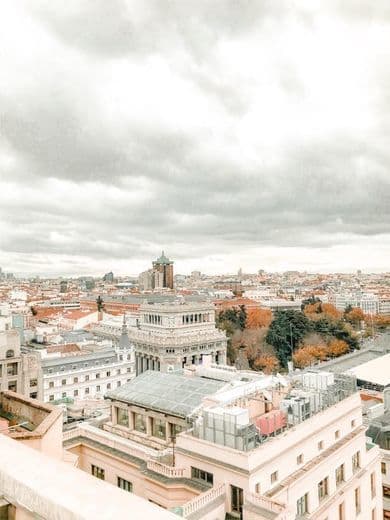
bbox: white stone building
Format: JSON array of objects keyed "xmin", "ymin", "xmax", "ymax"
[{"xmin": 92, "ymin": 302, "xmax": 227, "ymax": 375}]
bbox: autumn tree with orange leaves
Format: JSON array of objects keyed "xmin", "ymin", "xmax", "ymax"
[
  {"xmin": 344, "ymin": 307, "xmax": 365, "ymax": 325},
  {"xmin": 253, "ymin": 354, "xmax": 279, "ymax": 374},
  {"xmin": 328, "ymin": 339, "xmax": 349, "ymax": 357},
  {"xmin": 246, "ymin": 308, "xmax": 272, "ymax": 328},
  {"xmin": 304, "ymin": 302, "xmax": 341, "ymax": 321}
]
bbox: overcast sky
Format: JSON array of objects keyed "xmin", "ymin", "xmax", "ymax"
[{"xmin": 1, "ymin": 1, "xmax": 389, "ymax": 277}]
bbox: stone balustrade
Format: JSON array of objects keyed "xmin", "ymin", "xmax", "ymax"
[
  {"xmin": 181, "ymin": 483, "xmax": 225, "ymax": 517},
  {"xmin": 146, "ymin": 459, "xmax": 186, "ymax": 478},
  {"xmin": 245, "ymin": 492, "xmax": 287, "ymax": 514}
]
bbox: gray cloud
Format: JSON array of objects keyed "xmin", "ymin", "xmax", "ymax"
[{"xmin": 1, "ymin": 1, "xmax": 390, "ymax": 275}]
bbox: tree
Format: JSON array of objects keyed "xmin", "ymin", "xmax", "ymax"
[
  {"xmin": 266, "ymin": 310, "xmax": 311, "ymax": 368},
  {"xmin": 293, "ymin": 348, "xmax": 316, "ymax": 368},
  {"xmin": 246, "ymin": 308, "xmax": 272, "ymax": 328},
  {"xmin": 328, "ymin": 339, "xmax": 349, "ymax": 357},
  {"xmin": 304, "ymin": 302, "xmax": 341, "ymax": 321},
  {"xmin": 312, "ymin": 317, "xmax": 358, "ymax": 350},
  {"xmin": 292, "ymin": 344, "xmax": 328, "ymax": 368},
  {"xmin": 344, "ymin": 307, "xmax": 365, "ymax": 325},
  {"xmin": 253, "ymin": 355, "xmax": 279, "ymax": 374},
  {"xmin": 238, "ymin": 305, "xmax": 247, "ymax": 331}
]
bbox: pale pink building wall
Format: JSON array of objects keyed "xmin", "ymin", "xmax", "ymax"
[{"xmin": 68, "ymin": 443, "xmax": 199, "ymax": 509}]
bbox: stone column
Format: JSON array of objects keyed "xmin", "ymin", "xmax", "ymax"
[
  {"xmin": 111, "ymin": 405, "xmax": 117, "ymax": 425},
  {"xmin": 147, "ymin": 416, "xmax": 153, "ymax": 437},
  {"xmin": 129, "ymin": 411, "xmax": 135, "ymax": 430},
  {"xmin": 166, "ymin": 422, "xmax": 171, "ymax": 442}
]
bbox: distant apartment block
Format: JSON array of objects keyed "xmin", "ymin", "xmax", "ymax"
[
  {"xmin": 0, "ymin": 329, "xmax": 22, "ymax": 393},
  {"xmin": 41, "ymin": 346, "xmax": 135, "ymax": 403}
]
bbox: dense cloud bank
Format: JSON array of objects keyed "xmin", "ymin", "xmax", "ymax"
[{"xmin": 1, "ymin": 1, "xmax": 389, "ymax": 275}]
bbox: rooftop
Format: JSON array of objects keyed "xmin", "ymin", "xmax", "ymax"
[
  {"xmin": 0, "ymin": 433, "xmax": 178, "ymax": 519},
  {"xmin": 0, "ymin": 391, "xmax": 62, "ymax": 440},
  {"xmin": 41, "ymin": 348, "xmax": 117, "ymax": 368},
  {"xmin": 153, "ymin": 250, "xmax": 173, "ymax": 265},
  {"xmin": 105, "ymin": 370, "xmax": 226, "ymax": 418},
  {"xmin": 346, "ymin": 352, "xmax": 390, "ymax": 387}
]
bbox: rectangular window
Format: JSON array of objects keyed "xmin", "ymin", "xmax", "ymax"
[
  {"xmin": 49, "ymin": 381, "xmax": 54, "ymax": 388},
  {"xmin": 352, "ymin": 451, "xmax": 360, "ymax": 473},
  {"xmin": 127, "ymin": 367, "xmax": 131, "ymax": 373},
  {"xmin": 106, "ymin": 371, "xmax": 110, "ymax": 377},
  {"xmin": 270, "ymin": 471, "xmax": 278, "ymax": 484},
  {"xmin": 255, "ymin": 483, "xmax": 261, "ymax": 494},
  {"xmin": 116, "ymin": 369, "xmax": 121, "ymax": 375},
  {"xmin": 231, "ymin": 485, "xmax": 243, "ymax": 514},
  {"xmin": 191, "ymin": 467, "xmax": 213, "ymax": 484},
  {"xmin": 96, "ymin": 373, "xmax": 100, "ymax": 379},
  {"xmin": 91, "ymin": 464, "xmax": 105, "ymax": 480},
  {"xmin": 134, "ymin": 413, "xmax": 146, "ymax": 433},
  {"xmin": 117, "ymin": 381, "xmax": 121, "ymax": 387},
  {"xmin": 7, "ymin": 363, "xmax": 18, "ymax": 376},
  {"xmin": 335, "ymin": 430, "xmax": 340, "ymax": 439},
  {"xmin": 49, "ymin": 395, "xmax": 54, "ymax": 401},
  {"xmin": 62, "ymin": 392, "xmax": 66, "ymax": 398},
  {"xmin": 85, "ymin": 387, "xmax": 89, "ymax": 394},
  {"xmin": 107, "ymin": 383, "xmax": 111, "ymax": 390},
  {"xmin": 96, "ymin": 385, "xmax": 100, "ymax": 392},
  {"xmin": 296, "ymin": 493, "xmax": 308, "ymax": 515},
  {"xmin": 354, "ymin": 487, "xmax": 361, "ymax": 514},
  {"xmin": 74, "ymin": 389, "xmax": 78, "ymax": 397},
  {"xmin": 74, "ymin": 377, "xmax": 78, "ymax": 383},
  {"xmin": 30, "ymin": 378, "xmax": 38, "ymax": 387},
  {"xmin": 8, "ymin": 381, "xmax": 17, "ymax": 392},
  {"xmin": 318, "ymin": 440, "xmax": 324, "ymax": 451},
  {"xmin": 351, "ymin": 419, "xmax": 356, "ymax": 428},
  {"xmin": 339, "ymin": 502, "xmax": 345, "ymax": 520},
  {"xmin": 171, "ymin": 423, "xmax": 183, "ymax": 436},
  {"xmin": 85, "ymin": 375, "xmax": 89, "ymax": 381},
  {"xmin": 152, "ymin": 418, "xmax": 166, "ymax": 439},
  {"xmin": 117, "ymin": 477, "xmax": 132, "ymax": 492},
  {"xmin": 297, "ymin": 453, "xmax": 304, "ymax": 465},
  {"xmin": 335, "ymin": 464, "xmax": 345, "ymax": 486},
  {"xmin": 371, "ymin": 472, "xmax": 376, "ymax": 498},
  {"xmin": 117, "ymin": 408, "xmax": 128, "ymax": 427},
  {"xmin": 318, "ymin": 477, "xmax": 328, "ymax": 501},
  {"xmin": 381, "ymin": 462, "xmax": 386, "ymax": 475},
  {"xmin": 62, "ymin": 379, "xmax": 66, "ymax": 386}
]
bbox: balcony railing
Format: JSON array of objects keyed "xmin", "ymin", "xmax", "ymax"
[
  {"xmin": 245, "ymin": 492, "xmax": 286, "ymax": 514},
  {"xmin": 181, "ymin": 483, "xmax": 225, "ymax": 518},
  {"xmin": 63, "ymin": 423, "xmax": 159, "ymax": 460},
  {"xmin": 146, "ymin": 459, "xmax": 186, "ymax": 478}
]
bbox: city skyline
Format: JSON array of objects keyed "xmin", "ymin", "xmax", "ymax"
[{"xmin": 1, "ymin": 2, "xmax": 390, "ymax": 276}]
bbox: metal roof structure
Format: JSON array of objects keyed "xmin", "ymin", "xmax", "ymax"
[{"xmin": 105, "ymin": 370, "xmax": 226, "ymax": 418}]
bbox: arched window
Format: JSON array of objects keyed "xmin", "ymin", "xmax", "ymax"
[{"xmin": 6, "ymin": 349, "xmax": 14, "ymax": 358}]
